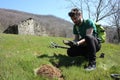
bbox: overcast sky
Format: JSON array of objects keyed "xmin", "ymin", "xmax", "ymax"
[{"xmin": 0, "ymin": 0, "xmax": 73, "ymax": 22}]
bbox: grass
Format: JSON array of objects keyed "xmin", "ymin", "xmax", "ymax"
[{"xmin": 0, "ymin": 33, "xmax": 120, "ymax": 80}]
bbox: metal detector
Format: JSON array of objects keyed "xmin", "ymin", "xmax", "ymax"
[{"xmin": 49, "ymin": 42, "xmax": 69, "ymax": 49}]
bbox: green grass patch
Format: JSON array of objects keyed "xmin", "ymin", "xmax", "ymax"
[{"xmin": 0, "ymin": 33, "xmax": 120, "ymax": 80}]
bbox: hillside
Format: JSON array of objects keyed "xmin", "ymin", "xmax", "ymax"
[
  {"xmin": 0, "ymin": 8, "xmax": 73, "ymax": 37},
  {"xmin": 0, "ymin": 33, "xmax": 120, "ymax": 80}
]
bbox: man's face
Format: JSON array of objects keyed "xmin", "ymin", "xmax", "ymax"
[{"xmin": 71, "ymin": 15, "xmax": 82, "ymax": 25}]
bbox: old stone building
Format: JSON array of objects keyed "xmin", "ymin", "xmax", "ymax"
[
  {"xmin": 19, "ymin": 18, "xmax": 48, "ymax": 36},
  {"xmin": 18, "ymin": 18, "xmax": 35, "ymax": 35},
  {"xmin": 4, "ymin": 18, "xmax": 48, "ymax": 36}
]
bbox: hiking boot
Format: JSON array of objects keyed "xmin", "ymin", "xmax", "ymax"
[{"xmin": 85, "ymin": 62, "xmax": 96, "ymax": 71}]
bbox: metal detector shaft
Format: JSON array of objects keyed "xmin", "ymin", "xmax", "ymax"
[
  {"xmin": 50, "ymin": 42, "xmax": 70, "ymax": 49},
  {"xmin": 54, "ymin": 45, "xmax": 69, "ymax": 49}
]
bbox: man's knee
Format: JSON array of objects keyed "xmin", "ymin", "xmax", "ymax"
[
  {"xmin": 85, "ymin": 35, "xmax": 94, "ymax": 40},
  {"xmin": 67, "ymin": 48, "xmax": 74, "ymax": 57},
  {"xmin": 67, "ymin": 48, "xmax": 78, "ymax": 57}
]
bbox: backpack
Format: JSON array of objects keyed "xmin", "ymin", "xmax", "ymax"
[
  {"xmin": 75, "ymin": 20, "xmax": 106, "ymax": 43},
  {"xmin": 95, "ymin": 23, "xmax": 106, "ymax": 43}
]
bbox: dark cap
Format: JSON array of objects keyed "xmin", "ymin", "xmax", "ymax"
[{"xmin": 68, "ymin": 8, "xmax": 81, "ymax": 17}]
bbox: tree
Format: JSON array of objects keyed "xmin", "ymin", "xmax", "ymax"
[
  {"xmin": 66, "ymin": 0, "xmax": 118, "ymax": 22},
  {"xmin": 109, "ymin": 0, "xmax": 120, "ymax": 42}
]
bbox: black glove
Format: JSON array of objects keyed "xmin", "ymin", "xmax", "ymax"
[{"xmin": 63, "ymin": 40, "xmax": 78, "ymax": 47}]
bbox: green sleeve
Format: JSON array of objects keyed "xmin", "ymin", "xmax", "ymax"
[
  {"xmin": 86, "ymin": 19, "xmax": 96, "ymax": 29},
  {"xmin": 86, "ymin": 19, "xmax": 97, "ymax": 32}
]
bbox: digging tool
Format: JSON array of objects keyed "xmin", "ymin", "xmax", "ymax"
[{"xmin": 50, "ymin": 42, "xmax": 69, "ymax": 49}]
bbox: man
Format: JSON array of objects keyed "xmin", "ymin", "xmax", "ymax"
[{"xmin": 64, "ymin": 8, "xmax": 101, "ymax": 71}]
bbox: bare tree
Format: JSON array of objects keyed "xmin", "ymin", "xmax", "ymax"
[
  {"xmin": 66, "ymin": 0, "xmax": 118, "ymax": 22},
  {"xmin": 109, "ymin": 1, "xmax": 120, "ymax": 42},
  {"xmin": 96, "ymin": 0, "xmax": 119, "ymax": 22}
]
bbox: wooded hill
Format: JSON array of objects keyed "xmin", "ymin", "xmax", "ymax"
[
  {"xmin": 0, "ymin": 8, "xmax": 73, "ymax": 38},
  {"xmin": 0, "ymin": 8, "xmax": 119, "ymax": 43}
]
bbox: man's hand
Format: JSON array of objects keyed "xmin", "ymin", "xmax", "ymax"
[{"xmin": 63, "ymin": 40, "xmax": 78, "ymax": 47}]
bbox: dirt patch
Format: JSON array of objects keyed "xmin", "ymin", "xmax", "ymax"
[{"xmin": 34, "ymin": 64, "xmax": 64, "ymax": 80}]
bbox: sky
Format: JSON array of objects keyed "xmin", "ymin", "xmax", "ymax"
[{"xmin": 0, "ymin": 0, "xmax": 73, "ymax": 22}]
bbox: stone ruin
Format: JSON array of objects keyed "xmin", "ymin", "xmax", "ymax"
[
  {"xmin": 3, "ymin": 18, "xmax": 48, "ymax": 36},
  {"xmin": 18, "ymin": 18, "xmax": 35, "ymax": 35}
]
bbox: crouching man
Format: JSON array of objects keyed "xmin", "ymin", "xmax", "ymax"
[{"xmin": 64, "ymin": 8, "xmax": 101, "ymax": 71}]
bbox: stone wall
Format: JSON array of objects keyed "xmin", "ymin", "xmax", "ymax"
[
  {"xmin": 18, "ymin": 18, "xmax": 48, "ymax": 36},
  {"xmin": 34, "ymin": 23, "xmax": 48, "ymax": 36},
  {"xmin": 18, "ymin": 18, "xmax": 35, "ymax": 35}
]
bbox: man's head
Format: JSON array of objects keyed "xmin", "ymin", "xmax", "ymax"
[{"xmin": 68, "ymin": 8, "xmax": 82, "ymax": 25}]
